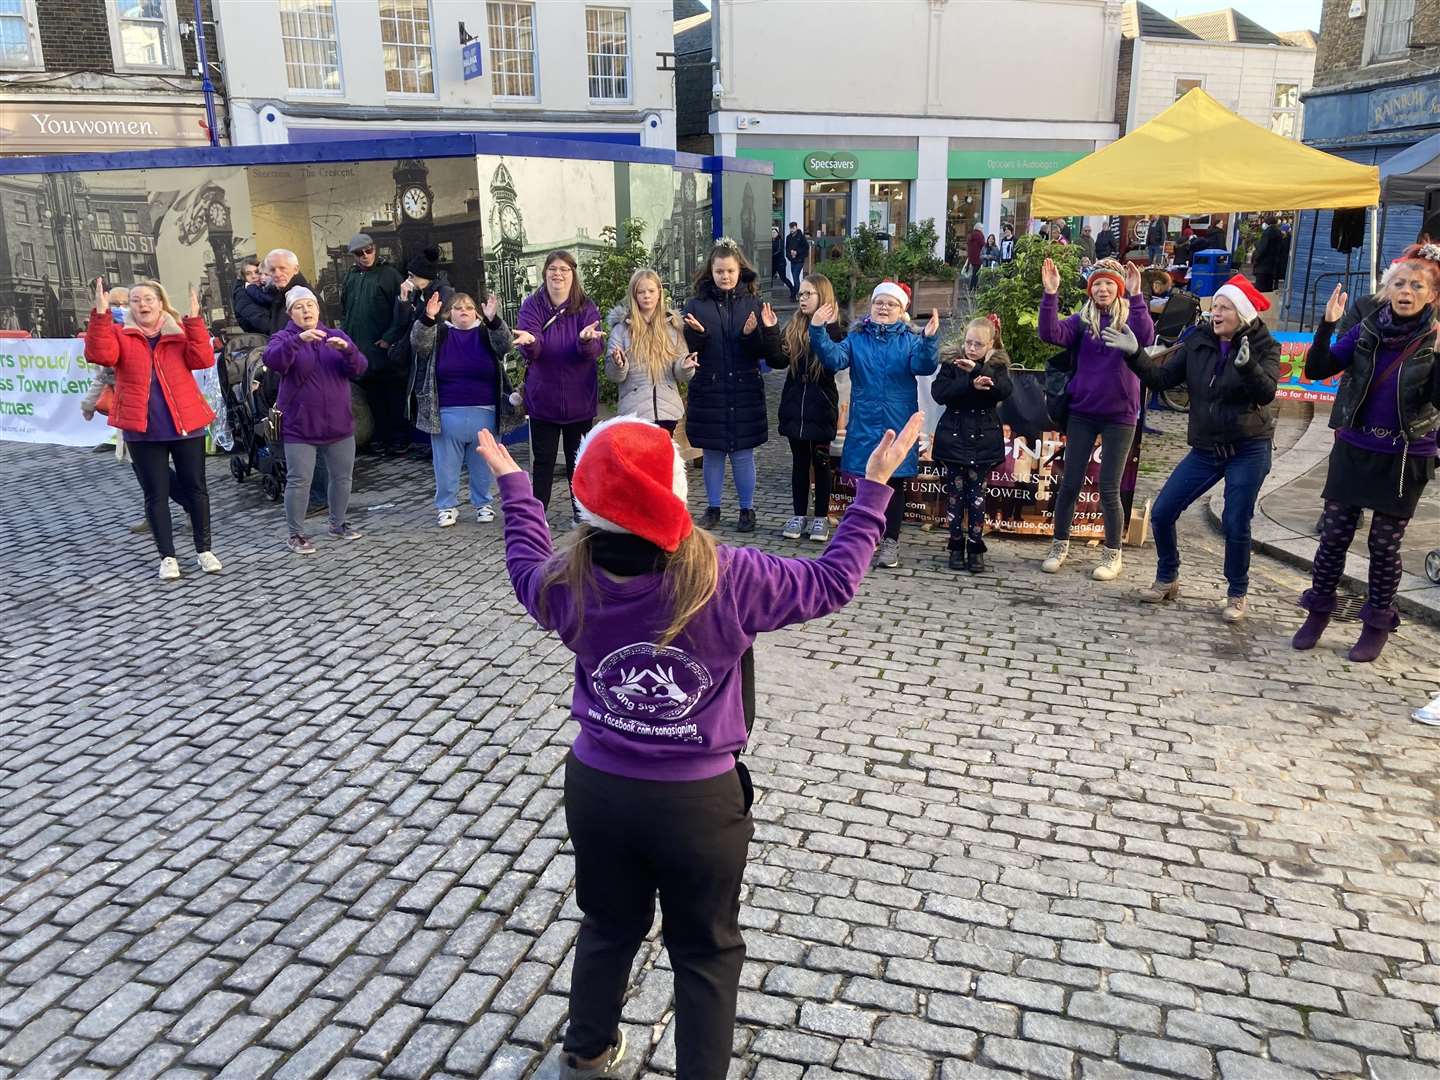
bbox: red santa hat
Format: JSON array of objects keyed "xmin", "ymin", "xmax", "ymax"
[
  {"xmin": 571, "ymin": 416, "xmax": 692, "ymax": 552},
  {"xmin": 1213, "ymin": 274, "xmax": 1270, "ymax": 323},
  {"xmin": 871, "ymin": 280, "xmax": 911, "ymax": 309}
]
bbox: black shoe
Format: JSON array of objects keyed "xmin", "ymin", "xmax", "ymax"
[
  {"xmin": 967, "ymin": 550, "xmax": 986, "ymax": 574},
  {"xmin": 737, "ymin": 509, "xmax": 756, "ymax": 533},
  {"xmin": 699, "ymin": 507, "xmax": 721, "ymax": 529},
  {"xmin": 948, "ymin": 548, "xmax": 967, "ymax": 571}
]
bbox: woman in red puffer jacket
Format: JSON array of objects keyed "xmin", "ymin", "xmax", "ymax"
[{"xmin": 84, "ymin": 276, "xmax": 222, "ymax": 581}]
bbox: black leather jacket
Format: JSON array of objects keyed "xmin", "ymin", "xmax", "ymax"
[{"xmin": 1308, "ymin": 307, "xmax": 1440, "ymax": 444}]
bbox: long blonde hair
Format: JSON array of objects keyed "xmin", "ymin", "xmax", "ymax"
[
  {"xmin": 624, "ymin": 269, "xmax": 683, "ymax": 381},
  {"xmin": 783, "ymin": 273, "xmax": 835, "ymax": 380},
  {"xmin": 130, "ymin": 280, "xmax": 184, "ymax": 326},
  {"xmin": 539, "ymin": 525, "xmax": 722, "ymax": 649}
]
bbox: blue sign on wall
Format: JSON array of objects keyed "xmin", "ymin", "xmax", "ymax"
[
  {"xmin": 1370, "ymin": 81, "xmax": 1440, "ymax": 133},
  {"xmin": 463, "ymin": 40, "xmax": 483, "ymax": 81}
]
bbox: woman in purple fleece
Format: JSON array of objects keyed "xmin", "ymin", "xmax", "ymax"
[
  {"xmin": 475, "ymin": 412, "xmax": 924, "ymax": 1080},
  {"xmin": 1038, "ymin": 255, "xmax": 1154, "ymax": 581}
]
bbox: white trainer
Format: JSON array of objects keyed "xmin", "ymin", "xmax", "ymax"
[
  {"xmin": 437, "ymin": 507, "xmax": 460, "ymax": 528},
  {"xmin": 1041, "ymin": 539, "xmax": 1069, "ymax": 573},
  {"xmin": 476, "ymin": 505, "xmax": 495, "ymax": 523},
  {"xmin": 158, "ymin": 557, "xmax": 180, "ymax": 581},
  {"xmin": 782, "ymin": 515, "xmax": 805, "ymax": 539},
  {"xmin": 1091, "ymin": 547, "xmax": 1124, "ymax": 581},
  {"xmin": 196, "ymin": 551, "xmax": 222, "ymax": 574}
]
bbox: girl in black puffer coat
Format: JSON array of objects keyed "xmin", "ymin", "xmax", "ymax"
[
  {"xmin": 777, "ymin": 273, "xmax": 843, "ymax": 543},
  {"xmin": 931, "ymin": 315, "xmax": 1013, "ymax": 573},
  {"xmin": 682, "ymin": 240, "xmax": 783, "ymax": 532}
]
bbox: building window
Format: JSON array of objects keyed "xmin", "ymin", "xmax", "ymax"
[
  {"xmin": 122, "ymin": 209, "xmax": 140, "ymax": 229},
  {"xmin": 1175, "ymin": 77, "xmax": 1203, "ymax": 101},
  {"xmin": 280, "ymin": 0, "xmax": 341, "ymax": 93},
  {"xmin": 45, "ymin": 243, "xmax": 57, "ymax": 279},
  {"xmin": 869, "ymin": 181, "xmax": 909, "ymax": 243},
  {"xmin": 1270, "ymin": 83, "xmax": 1299, "ymax": 138},
  {"xmin": 0, "ymin": 0, "xmax": 43, "ymax": 70},
  {"xmin": 380, "ymin": 0, "xmax": 434, "ymax": 94},
  {"xmin": 487, "ymin": 1, "xmax": 538, "ymax": 100},
  {"xmin": 17, "ymin": 241, "xmax": 36, "ymax": 276},
  {"xmin": 13, "ymin": 199, "xmax": 28, "ymax": 224},
  {"xmin": 1367, "ymin": 0, "xmax": 1415, "ymax": 63},
  {"xmin": 110, "ymin": 0, "xmax": 182, "ymax": 72},
  {"xmin": 585, "ymin": 7, "xmax": 630, "ymax": 102}
]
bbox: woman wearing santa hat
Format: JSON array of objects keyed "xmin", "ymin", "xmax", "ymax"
[
  {"xmin": 807, "ymin": 280, "xmax": 942, "ymax": 568},
  {"xmin": 1038, "ymin": 256, "xmax": 1155, "ymax": 581},
  {"xmin": 1103, "ymin": 273, "xmax": 1280, "ymax": 621},
  {"xmin": 1292, "ymin": 243, "xmax": 1440, "ymax": 662},
  {"xmin": 474, "ymin": 410, "xmax": 925, "ymax": 1080}
]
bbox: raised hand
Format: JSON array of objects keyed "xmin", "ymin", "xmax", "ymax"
[
  {"xmin": 864, "ymin": 411, "xmax": 926, "ymax": 483},
  {"xmin": 425, "ymin": 291, "xmax": 443, "ymax": 320},
  {"xmin": 683, "ymin": 312, "xmax": 707, "ymax": 335},
  {"xmin": 1324, "ymin": 283, "xmax": 1348, "ymax": 324},
  {"xmin": 610, "ymin": 345, "xmax": 628, "ymax": 370},
  {"xmin": 682, "ymin": 352, "xmax": 700, "ymax": 371},
  {"xmin": 973, "ymin": 375, "xmax": 995, "ymax": 390},
  {"xmin": 189, "ymin": 286, "xmax": 201, "ymax": 319},
  {"xmin": 482, "ymin": 293, "xmax": 500, "ymax": 321},
  {"xmin": 1233, "ymin": 337, "xmax": 1251, "ymax": 369},
  {"xmin": 1124, "ymin": 261, "xmax": 1143, "ymax": 295},
  {"xmin": 760, "ymin": 303, "xmax": 777, "ymax": 328},
  {"xmin": 93, "ymin": 277, "xmax": 108, "ymax": 314},
  {"xmin": 811, "ymin": 301, "xmax": 837, "ymax": 327},
  {"xmin": 476, "ymin": 428, "xmax": 522, "ymax": 478},
  {"xmin": 299, "ymin": 328, "xmax": 327, "ymax": 343},
  {"xmin": 923, "ymin": 308, "xmax": 940, "ymax": 337},
  {"xmin": 742, "ymin": 311, "xmax": 758, "ymax": 336},
  {"xmin": 1101, "ymin": 323, "xmax": 1140, "ymax": 356},
  {"xmin": 578, "ymin": 320, "xmax": 603, "ymax": 342},
  {"xmin": 399, "ymin": 280, "xmax": 415, "ymax": 301},
  {"xmin": 954, "ymin": 356, "xmax": 976, "ymax": 371},
  {"xmin": 511, "ymin": 329, "xmax": 536, "ymax": 349},
  {"xmin": 324, "ymin": 335, "xmax": 350, "ymax": 352},
  {"xmin": 1041, "ymin": 258, "xmax": 1060, "ymax": 295}
]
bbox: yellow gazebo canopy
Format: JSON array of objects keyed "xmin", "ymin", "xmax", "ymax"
[{"xmin": 1032, "ymin": 89, "xmax": 1379, "ymax": 217}]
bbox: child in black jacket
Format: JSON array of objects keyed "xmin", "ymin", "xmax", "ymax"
[{"xmin": 931, "ymin": 315, "xmax": 1014, "ymax": 573}]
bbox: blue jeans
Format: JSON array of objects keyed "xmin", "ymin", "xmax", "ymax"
[
  {"xmin": 433, "ymin": 405, "xmax": 496, "ymax": 510},
  {"xmin": 703, "ymin": 448, "xmax": 757, "ymax": 509},
  {"xmin": 1152, "ymin": 438, "xmax": 1272, "ymax": 597}
]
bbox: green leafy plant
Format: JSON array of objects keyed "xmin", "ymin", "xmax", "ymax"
[
  {"xmin": 830, "ymin": 219, "xmax": 955, "ymax": 312},
  {"xmin": 972, "ymin": 235, "xmax": 1086, "ymax": 370},
  {"xmin": 579, "ymin": 217, "xmax": 651, "ymax": 406}
]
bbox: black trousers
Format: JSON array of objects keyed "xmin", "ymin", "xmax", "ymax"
[
  {"xmin": 563, "ymin": 753, "xmax": 752, "ymax": 1080},
  {"xmin": 787, "ymin": 437, "xmax": 832, "ymax": 518},
  {"xmin": 884, "ymin": 477, "xmax": 906, "ymax": 540},
  {"xmin": 129, "ymin": 437, "xmax": 211, "ymax": 557},
  {"xmin": 360, "ymin": 371, "xmax": 409, "ymax": 450},
  {"xmin": 530, "ymin": 418, "xmax": 592, "ymax": 512}
]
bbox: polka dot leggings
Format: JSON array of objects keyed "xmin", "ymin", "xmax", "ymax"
[
  {"xmin": 1303, "ymin": 500, "xmax": 1410, "ymax": 624},
  {"xmin": 946, "ymin": 464, "xmax": 989, "ymax": 552}
]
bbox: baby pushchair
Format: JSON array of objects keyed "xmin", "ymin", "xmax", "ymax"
[{"xmin": 220, "ymin": 333, "xmax": 287, "ymax": 501}]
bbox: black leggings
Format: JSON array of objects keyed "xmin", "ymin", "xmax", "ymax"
[
  {"xmin": 563, "ymin": 753, "xmax": 752, "ymax": 1080},
  {"xmin": 1052, "ymin": 416, "xmax": 1135, "ymax": 547},
  {"xmin": 361, "ymin": 371, "xmax": 409, "ymax": 450},
  {"xmin": 129, "ymin": 437, "xmax": 211, "ymax": 557},
  {"xmin": 530, "ymin": 418, "xmax": 593, "ymax": 511},
  {"xmin": 885, "ymin": 477, "xmax": 906, "ymax": 540},
  {"xmin": 787, "ymin": 438, "xmax": 832, "ymax": 518}
]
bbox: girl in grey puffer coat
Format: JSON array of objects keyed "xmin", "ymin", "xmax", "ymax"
[{"xmin": 603, "ymin": 270, "xmax": 697, "ymax": 430}]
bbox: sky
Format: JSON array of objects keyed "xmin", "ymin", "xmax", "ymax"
[{"xmin": 1148, "ymin": 0, "xmax": 1322, "ymax": 32}]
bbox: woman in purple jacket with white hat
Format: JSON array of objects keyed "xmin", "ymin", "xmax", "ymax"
[
  {"xmin": 263, "ymin": 286, "xmax": 367, "ymax": 554},
  {"xmin": 516, "ymin": 249, "xmax": 603, "ymax": 522}
]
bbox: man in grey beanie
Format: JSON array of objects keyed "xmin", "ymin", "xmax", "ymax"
[{"xmin": 340, "ymin": 231, "xmax": 407, "ymax": 453}]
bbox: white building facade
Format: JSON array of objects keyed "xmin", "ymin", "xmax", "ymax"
[
  {"xmin": 214, "ymin": 0, "xmax": 676, "ymax": 148},
  {"xmin": 706, "ymin": 0, "xmax": 1125, "ymax": 259}
]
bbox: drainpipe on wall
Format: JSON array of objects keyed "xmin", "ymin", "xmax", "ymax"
[{"xmin": 193, "ymin": 0, "xmax": 220, "ymax": 147}]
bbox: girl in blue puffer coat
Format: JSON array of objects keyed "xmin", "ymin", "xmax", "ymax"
[{"xmin": 808, "ymin": 281, "xmax": 941, "ymax": 568}]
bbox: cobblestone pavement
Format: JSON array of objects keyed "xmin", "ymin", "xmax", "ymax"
[{"xmin": 2, "ymin": 401, "xmax": 1439, "ymax": 1080}]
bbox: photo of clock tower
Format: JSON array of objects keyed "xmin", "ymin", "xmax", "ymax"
[
  {"xmin": 393, "ymin": 159, "xmax": 434, "ymax": 263},
  {"xmin": 488, "ymin": 163, "xmax": 528, "ymax": 324}
]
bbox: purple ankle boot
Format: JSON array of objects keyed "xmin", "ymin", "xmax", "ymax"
[
  {"xmin": 1291, "ymin": 612, "xmax": 1330, "ymax": 650},
  {"xmin": 1347, "ymin": 603, "xmax": 1400, "ymax": 663}
]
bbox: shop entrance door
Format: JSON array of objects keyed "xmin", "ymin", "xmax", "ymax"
[{"xmin": 804, "ymin": 181, "xmax": 850, "ymax": 270}]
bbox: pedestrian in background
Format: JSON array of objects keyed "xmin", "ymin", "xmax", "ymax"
[
  {"xmin": 340, "ymin": 232, "xmax": 405, "ymax": 454},
  {"xmin": 517, "ymin": 249, "xmax": 604, "ymax": 522},
  {"xmin": 770, "ymin": 225, "xmax": 785, "ymax": 292},
  {"xmin": 931, "ymin": 314, "xmax": 1013, "ymax": 574},
  {"xmin": 1146, "ymin": 217, "xmax": 1166, "ymax": 266},
  {"xmin": 785, "ymin": 222, "xmax": 809, "ymax": 302},
  {"xmin": 808, "ymin": 281, "xmax": 941, "ymax": 569},
  {"xmin": 474, "ymin": 410, "xmax": 924, "ymax": 1080},
  {"xmin": 1108, "ymin": 274, "xmax": 1280, "ymax": 622},
  {"xmin": 605, "ymin": 268, "xmax": 695, "ymax": 433},
  {"xmin": 967, "ymin": 222, "xmax": 984, "ymax": 289},
  {"xmin": 683, "ymin": 239, "xmax": 783, "ymax": 533},
  {"xmin": 1094, "ymin": 225, "xmax": 1117, "ymax": 261},
  {"xmin": 1037, "ymin": 256, "xmax": 1154, "ymax": 581},
  {"xmin": 410, "ymin": 290, "xmax": 522, "ymax": 527},
  {"xmin": 231, "ymin": 259, "xmax": 269, "ymax": 334},
  {"xmin": 1251, "ymin": 216, "xmax": 1288, "ymax": 294},
  {"xmin": 1293, "ymin": 249, "xmax": 1440, "ymax": 662},
  {"xmin": 387, "ymin": 246, "xmax": 453, "ymax": 457},
  {"xmin": 264, "ymin": 286, "xmax": 367, "ymax": 554},
  {"xmin": 777, "ymin": 272, "xmax": 843, "ymax": 543},
  {"xmin": 981, "ymin": 234, "xmax": 1001, "ymax": 268},
  {"xmin": 1077, "ymin": 226, "xmax": 1096, "ymax": 261},
  {"xmin": 84, "ymin": 276, "xmax": 222, "ymax": 581}
]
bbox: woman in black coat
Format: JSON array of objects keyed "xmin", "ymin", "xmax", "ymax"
[
  {"xmin": 931, "ymin": 315, "xmax": 1013, "ymax": 573},
  {"xmin": 776, "ymin": 272, "xmax": 843, "ymax": 543},
  {"xmin": 683, "ymin": 239, "xmax": 783, "ymax": 532}
]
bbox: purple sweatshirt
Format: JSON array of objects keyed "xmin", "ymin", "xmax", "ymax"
[
  {"xmin": 436, "ymin": 324, "xmax": 498, "ymax": 409},
  {"xmin": 264, "ymin": 322, "xmax": 367, "ymax": 444},
  {"xmin": 1327, "ymin": 324, "xmax": 1439, "ymax": 458},
  {"xmin": 1039, "ymin": 293, "xmax": 1155, "ymax": 426},
  {"xmin": 515, "ymin": 291, "xmax": 603, "ymax": 424},
  {"xmin": 497, "ymin": 471, "xmax": 891, "ymax": 781}
]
